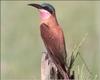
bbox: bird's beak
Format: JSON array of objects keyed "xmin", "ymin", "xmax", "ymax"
[{"xmin": 28, "ymin": 3, "xmax": 43, "ymax": 9}]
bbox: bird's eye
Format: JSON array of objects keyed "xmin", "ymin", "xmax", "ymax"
[{"xmin": 43, "ymin": 6, "xmax": 53, "ymax": 14}]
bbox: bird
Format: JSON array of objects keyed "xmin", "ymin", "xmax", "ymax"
[{"xmin": 28, "ymin": 3, "xmax": 68, "ymax": 79}]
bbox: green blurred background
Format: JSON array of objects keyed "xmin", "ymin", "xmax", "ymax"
[{"xmin": 1, "ymin": 1, "xmax": 100, "ymax": 80}]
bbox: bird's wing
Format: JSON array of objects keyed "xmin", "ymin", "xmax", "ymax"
[{"xmin": 40, "ymin": 23, "xmax": 67, "ymax": 70}]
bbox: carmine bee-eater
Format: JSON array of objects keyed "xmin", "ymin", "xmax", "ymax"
[{"xmin": 28, "ymin": 3, "xmax": 68, "ymax": 79}]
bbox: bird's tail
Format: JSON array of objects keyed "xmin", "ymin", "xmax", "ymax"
[
  {"xmin": 47, "ymin": 48, "xmax": 69, "ymax": 79},
  {"xmin": 56, "ymin": 63, "xmax": 69, "ymax": 80}
]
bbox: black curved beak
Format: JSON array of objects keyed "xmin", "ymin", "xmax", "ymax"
[{"xmin": 28, "ymin": 3, "xmax": 43, "ymax": 9}]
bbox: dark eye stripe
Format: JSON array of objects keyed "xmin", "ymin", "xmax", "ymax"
[
  {"xmin": 41, "ymin": 3, "xmax": 55, "ymax": 14},
  {"xmin": 43, "ymin": 7, "xmax": 53, "ymax": 14}
]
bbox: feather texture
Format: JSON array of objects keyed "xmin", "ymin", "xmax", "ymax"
[{"xmin": 40, "ymin": 23, "xmax": 67, "ymax": 75}]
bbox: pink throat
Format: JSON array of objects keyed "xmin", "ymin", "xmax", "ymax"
[{"xmin": 39, "ymin": 9, "xmax": 51, "ymax": 20}]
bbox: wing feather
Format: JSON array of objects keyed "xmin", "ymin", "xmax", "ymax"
[{"xmin": 40, "ymin": 23, "xmax": 67, "ymax": 71}]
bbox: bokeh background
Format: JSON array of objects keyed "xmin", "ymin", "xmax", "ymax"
[{"xmin": 1, "ymin": 1, "xmax": 100, "ymax": 80}]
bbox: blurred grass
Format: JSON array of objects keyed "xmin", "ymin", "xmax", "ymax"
[{"xmin": 1, "ymin": 1, "xmax": 100, "ymax": 80}]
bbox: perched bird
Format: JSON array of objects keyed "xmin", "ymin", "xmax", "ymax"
[{"xmin": 28, "ymin": 3, "xmax": 68, "ymax": 79}]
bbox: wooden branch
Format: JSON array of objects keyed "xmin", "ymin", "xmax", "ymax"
[
  {"xmin": 41, "ymin": 53, "xmax": 66, "ymax": 80},
  {"xmin": 41, "ymin": 53, "xmax": 75, "ymax": 80}
]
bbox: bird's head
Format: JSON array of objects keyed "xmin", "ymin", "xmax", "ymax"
[{"xmin": 28, "ymin": 3, "xmax": 55, "ymax": 20}]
